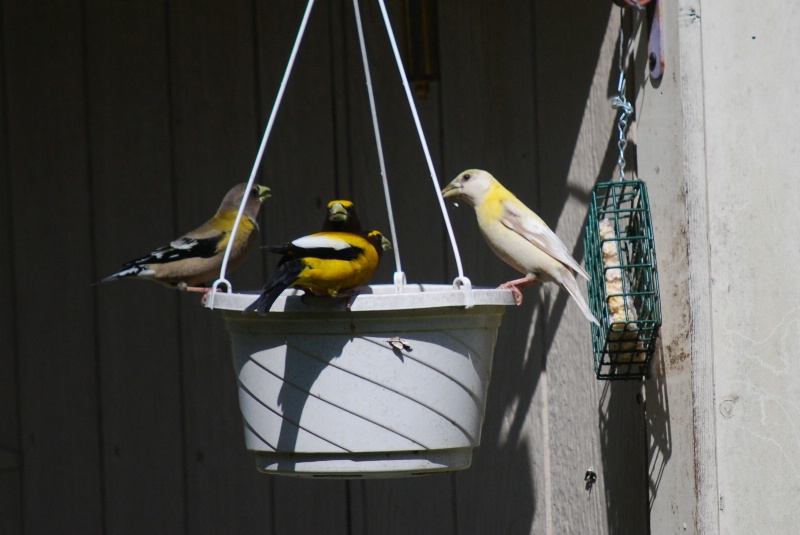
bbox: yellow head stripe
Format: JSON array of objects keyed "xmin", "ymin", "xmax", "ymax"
[{"xmin": 327, "ymin": 199, "xmax": 354, "ymax": 209}]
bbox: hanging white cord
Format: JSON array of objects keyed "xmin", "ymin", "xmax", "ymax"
[
  {"xmin": 207, "ymin": 0, "xmax": 316, "ymax": 309},
  {"xmin": 352, "ymin": 0, "xmax": 405, "ymax": 291},
  {"xmin": 375, "ymin": 0, "xmax": 474, "ymax": 307}
]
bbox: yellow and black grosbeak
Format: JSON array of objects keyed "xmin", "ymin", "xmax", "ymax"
[
  {"xmin": 244, "ymin": 230, "xmax": 391, "ymax": 315},
  {"xmin": 98, "ymin": 183, "xmax": 270, "ymax": 291},
  {"xmin": 321, "ymin": 199, "xmax": 362, "ymax": 233}
]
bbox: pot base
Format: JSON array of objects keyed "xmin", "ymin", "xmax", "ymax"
[{"xmin": 254, "ymin": 448, "xmax": 472, "ymax": 478}]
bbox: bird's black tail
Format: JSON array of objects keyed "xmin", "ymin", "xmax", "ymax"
[
  {"xmin": 93, "ymin": 265, "xmax": 150, "ymax": 286},
  {"xmin": 244, "ymin": 259, "xmax": 305, "ymax": 315}
]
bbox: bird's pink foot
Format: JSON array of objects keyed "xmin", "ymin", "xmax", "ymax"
[
  {"xmin": 337, "ymin": 289, "xmax": 360, "ymax": 311},
  {"xmin": 194, "ymin": 288, "xmax": 215, "ymax": 306},
  {"xmin": 497, "ymin": 283, "xmax": 524, "ymax": 305},
  {"xmin": 185, "ymin": 286, "xmax": 211, "ymax": 294},
  {"xmin": 177, "ymin": 281, "xmax": 212, "ymax": 294},
  {"xmin": 498, "ymin": 278, "xmax": 539, "ymax": 306}
]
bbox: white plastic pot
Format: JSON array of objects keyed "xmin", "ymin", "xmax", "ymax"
[{"xmin": 207, "ymin": 283, "xmax": 514, "ymax": 478}]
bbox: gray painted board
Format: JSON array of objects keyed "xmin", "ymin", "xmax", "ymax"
[
  {"xmin": 4, "ymin": 2, "xmax": 104, "ymax": 533},
  {"xmin": 0, "ymin": 2, "xmax": 648, "ymax": 534}
]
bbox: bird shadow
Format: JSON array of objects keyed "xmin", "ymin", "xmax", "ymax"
[
  {"xmin": 273, "ymin": 337, "xmax": 350, "ymax": 470},
  {"xmin": 644, "ymin": 344, "xmax": 672, "ymax": 511}
]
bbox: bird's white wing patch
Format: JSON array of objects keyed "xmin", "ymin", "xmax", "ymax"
[
  {"xmin": 292, "ymin": 235, "xmax": 352, "ymax": 250},
  {"xmin": 169, "ymin": 237, "xmax": 198, "ymax": 251},
  {"xmin": 501, "ymin": 199, "xmax": 590, "ymax": 279},
  {"xmin": 120, "ymin": 265, "xmax": 156, "ymax": 279}
]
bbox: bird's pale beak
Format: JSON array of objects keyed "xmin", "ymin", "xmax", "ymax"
[
  {"xmin": 381, "ymin": 236, "xmax": 392, "ymax": 251},
  {"xmin": 329, "ymin": 202, "xmax": 348, "ymax": 222},
  {"xmin": 257, "ymin": 185, "xmax": 271, "ymax": 201},
  {"xmin": 441, "ymin": 180, "xmax": 462, "ymax": 199}
]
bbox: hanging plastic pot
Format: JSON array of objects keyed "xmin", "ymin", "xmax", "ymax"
[
  {"xmin": 209, "ymin": 284, "xmax": 512, "ymax": 477},
  {"xmin": 204, "ymin": 0, "xmax": 515, "ymax": 477}
]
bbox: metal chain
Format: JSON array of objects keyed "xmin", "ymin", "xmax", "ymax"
[{"xmin": 611, "ymin": 9, "xmax": 635, "ymax": 182}]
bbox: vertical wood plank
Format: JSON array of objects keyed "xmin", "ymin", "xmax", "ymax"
[
  {"xmin": 86, "ymin": 1, "xmax": 186, "ymax": 533},
  {"xmin": 338, "ymin": 2, "xmax": 456, "ymax": 532},
  {"xmin": 334, "ymin": 0, "xmax": 447, "ymax": 285},
  {"xmin": 167, "ymin": 0, "xmax": 280, "ymax": 532},
  {"xmin": 254, "ymin": 2, "xmax": 350, "ymax": 532},
  {"xmin": 438, "ymin": 2, "xmax": 542, "ymax": 533},
  {"xmin": 533, "ymin": 3, "xmax": 648, "ymax": 534},
  {"xmin": 699, "ymin": 2, "xmax": 799, "ymax": 533},
  {"xmin": 255, "ymin": 0, "xmax": 342, "ymax": 244},
  {"xmin": 635, "ymin": 1, "xmax": 701, "ymax": 532},
  {"xmin": 272, "ymin": 480, "xmax": 350, "ymax": 535},
  {"xmin": 677, "ymin": 2, "xmax": 717, "ymax": 533},
  {"xmin": 0, "ymin": 3, "xmax": 24, "ymax": 531},
  {"xmin": 3, "ymin": 2, "xmax": 104, "ymax": 532},
  {"xmin": 351, "ymin": 474, "xmax": 456, "ymax": 535},
  {"xmin": 438, "ymin": 1, "xmax": 649, "ymax": 533}
]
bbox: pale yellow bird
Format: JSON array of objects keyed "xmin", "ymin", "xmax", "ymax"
[{"xmin": 442, "ymin": 169, "xmax": 599, "ymax": 325}]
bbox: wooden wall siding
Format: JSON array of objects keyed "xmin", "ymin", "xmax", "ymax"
[
  {"xmin": 4, "ymin": 2, "xmax": 103, "ymax": 534},
  {"xmin": 0, "ymin": 1, "xmax": 648, "ymax": 534},
  {"xmin": 0, "ymin": 3, "xmax": 22, "ymax": 532},
  {"xmin": 698, "ymin": 3, "xmax": 800, "ymax": 533},
  {"xmin": 636, "ymin": 1, "xmax": 702, "ymax": 531}
]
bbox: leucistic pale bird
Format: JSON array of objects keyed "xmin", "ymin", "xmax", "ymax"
[
  {"xmin": 321, "ymin": 199, "xmax": 362, "ymax": 233},
  {"xmin": 98, "ymin": 183, "xmax": 271, "ymax": 291},
  {"xmin": 442, "ymin": 169, "xmax": 599, "ymax": 325},
  {"xmin": 244, "ymin": 230, "xmax": 391, "ymax": 315}
]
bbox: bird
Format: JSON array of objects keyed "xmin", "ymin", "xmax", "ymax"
[
  {"xmin": 441, "ymin": 169, "xmax": 599, "ymax": 325},
  {"xmin": 244, "ymin": 230, "xmax": 391, "ymax": 315},
  {"xmin": 97, "ymin": 182, "xmax": 271, "ymax": 291},
  {"xmin": 321, "ymin": 199, "xmax": 362, "ymax": 233}
]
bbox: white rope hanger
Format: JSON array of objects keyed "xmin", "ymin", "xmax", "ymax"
[
  {"xmin": 208, "ymin": 0, "xmax": 316, "ymax": 308},
  {"xmin": 351, "ymin": 0, "xmax": 404, "ymax": 289},
  {"xmin": 209, "ymin": 0, "xmax": 474, "ymax": 308}
]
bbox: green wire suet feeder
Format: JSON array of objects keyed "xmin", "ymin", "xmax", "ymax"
[
  {"xmin": 585, "ymin": 181, "xmax": 661, "ymax": 379},
  {"xmin": 584, "ymin": 11, "xmax": 661, "ymax": 380}
]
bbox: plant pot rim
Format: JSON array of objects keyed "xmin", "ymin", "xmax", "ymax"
[{"xmin": 205, "ymin": 283, "xmax": 516, "ymax": 313}]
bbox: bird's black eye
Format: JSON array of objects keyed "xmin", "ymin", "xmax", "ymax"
[
  {"xmin": 463, "ymin": 173, "xmax": 471, "ymax": 181},
  {"xmin": 250, "ymin": 188, "xmax": 259, "ymax": 197}
]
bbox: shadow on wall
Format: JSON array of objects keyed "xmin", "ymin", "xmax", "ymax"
[
  {"xmin": 601, "ymin": 7, "xmax": 673, "ymax": 531},
  {"xmin": 644, "ymin": 346, "xmax": 672, "ymax": 512},
  {"xmin": 597, "ymin": 19, "xmax": 655, "ymax": 526},
  {"xmin": 599, "ymin": 380, "xmax": 649, "ymax": 534},
  {"xmin": 453, "ymin": 296, "xmax": 546, "ymax": 533},
  {"xmin": 440, "ymin": 0, "xmax": 650, "ymax": 532}
]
